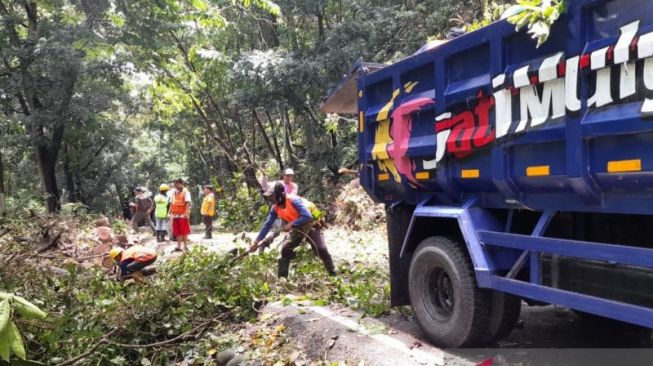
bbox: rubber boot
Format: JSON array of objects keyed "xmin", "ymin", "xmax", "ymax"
[
  {"xmin": 277, "ymin": 258, "xmax": 290, "ymax": 278},
  {"xmin": 322, "ymin": 255, "xmax": 337, "ymax": 276}
]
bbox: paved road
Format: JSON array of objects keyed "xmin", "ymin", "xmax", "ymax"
[
  {"xmin": 266, "ymin": 301, "xmax": 653, "ymax": 366},
  {"xmin": 135, "ymin": 226, "xmax": 653, "ymax": 357}
]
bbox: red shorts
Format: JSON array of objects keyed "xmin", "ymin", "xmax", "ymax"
[{"xmin": 172, "ymin": 218, "xmax": 191, "ymax": 237}]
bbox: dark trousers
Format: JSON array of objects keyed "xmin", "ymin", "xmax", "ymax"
[
  {"xmin": 203, "ymin": 215, "xmax": 214, "ymax": 238},
  {"xmin": 279, "ymin": 224, "xmax": 335, "ymax": 276},
  {"xmin": 122, "ymin": 257, "xmax": 156, "ymax": 277},
  {"xmin": 132, "ymin": 211, "xmax": 155, "ymax": 233}
]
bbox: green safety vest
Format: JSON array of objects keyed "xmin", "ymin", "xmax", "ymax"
[
  {"xmin": 303, "ymin": 199, "xmax": 323, "ymax": 220},
  {"xmin": 154, "ymin": 194, "xmax": 169, "ymax": 219}
]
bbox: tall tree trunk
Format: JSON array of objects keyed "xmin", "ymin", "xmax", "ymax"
[
  {"xmin": 257, "ymin": 14, "xmax": 279, "ymax": 49},
  {"xmin": 330, "ymin": 130, "xmax": 337, "ymax": 148},
  {"xmin": 281, "ymin": 107, "xmax": 298, "ymax": 167},
  {"xmin": 251, "ymin": 112, "xmax": 256, "ymax": 154},
  {"xmin": 253, "ymin": 109, "xmax": 283, "ymax": 171},
  {"xmin": 63, "ymin": 156, "xmax": 77, "ymax": 202},
  {"xmin": 263, "ymin": 110, "xmax": 284, "ymax": 170},
  {"xmin": 36, "ymin": 145, "xmax": 61, "ymax": 212},
  {"xmin": 0, "ymin": 149, "xmax": 5, "ymax": 216},
  {"xmin": 0, "ymin": 150, "xmax": 4, "ymax": 195},
  {"xmin": 63, "ymin": 149, "xmax": 77, "ymax": 203},
  {"xmin": 316, "ymin": 7, "xmax": 325, "ymax": 42}
]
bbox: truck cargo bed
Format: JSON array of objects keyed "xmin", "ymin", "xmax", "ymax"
[{"xmin": 356, "ymin": 0, "xmax": 653, "ymax": 215}]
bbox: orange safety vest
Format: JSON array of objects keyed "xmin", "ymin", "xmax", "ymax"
[
  {"xmin": 121, "ymin": 246, "xmax": 157, "ymax": 264},
  {"xmin": 274, "ymin": 197, "xmax": 301, "ymax": 223},
  {"xmin": 170, "ymin": 189, "xmax": 188, "ymax": 215}
]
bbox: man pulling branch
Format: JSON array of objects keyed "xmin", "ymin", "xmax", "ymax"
[{"xmin": 251, "ymin": 182, "xmax": 336, "ymax": 278}]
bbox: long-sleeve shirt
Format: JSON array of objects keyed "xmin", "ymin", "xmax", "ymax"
[{"xmin": 256, "ymin": 198, "xmax": 312, "ymax": 241}]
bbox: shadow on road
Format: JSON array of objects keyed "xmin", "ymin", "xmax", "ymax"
[{"xmin": 376, "ymin": 303, "xmax": 652, "ymax": 349}]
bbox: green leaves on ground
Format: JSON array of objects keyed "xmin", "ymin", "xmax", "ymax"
[
  {"xmin": 7, "ymin": 322, "xmax": 26, "ymax": 360},
  {"xmin": 1, "ymin": 239, "xmax": 390, "ymax": 364},
  {"xmin": 12, "ymin": 297, "xmax": 48, "ymax": 320},
  {"xmin": 0, "ymin": 299, "xmax": 10, "ymax": 334},
  {"xmin": 0, "ymin": 293, "xmax": 45, "ymax": 362}
]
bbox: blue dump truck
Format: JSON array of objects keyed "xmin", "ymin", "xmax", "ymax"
[{"xmin": 322, "ymin": 0, "xmax": 653, "ymax": 347}]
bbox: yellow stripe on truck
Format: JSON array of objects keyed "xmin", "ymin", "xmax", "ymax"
[
  {"xmin": 607, "ymin": 159, "xmax": 642, "ymax": 173},
  {"xmin": 461, "ymin": 169, "xmax": 480, "ymax": 179},
  {"xmin": 526, "ymin": 165, "xmax": 551, "ymax": 177}
]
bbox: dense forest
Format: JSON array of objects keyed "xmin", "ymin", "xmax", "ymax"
[{"xmin": 0, "ymin": 0, "xmax": 513, "ymax": 221}]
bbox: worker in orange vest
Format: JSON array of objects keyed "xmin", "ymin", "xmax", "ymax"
[
  {"xmin": 169, "ymin": 177, "xmax": 192, "ymax": 252},
  {"xmin": 109, "ymin": 246, "xmax": 157, "ymax": 279},
  {"xmin": 252, "ymin": 182, "xmax": 335, "ymax": 278}
]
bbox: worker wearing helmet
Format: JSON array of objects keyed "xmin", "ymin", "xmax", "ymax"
[
  {"xmin": 154, "ymin": 184, "xmax": 171, "ymax": 242},
  {"xmin": 109, "ymin": 245, "xmax": 157, "ymax": 279},
  {"xmin": 282, "ymin": 168, "xmax": 298, "ymax": 195},
  {"xmin": 251, "ymin": 182, "xmax": 335, "ymax": 278},
  {"xmin": 261, "ymin": 168, "xmax": 299, "ymax": 198}
]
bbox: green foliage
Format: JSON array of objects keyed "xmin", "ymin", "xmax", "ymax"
[
  {"xmin": 244, "ymin": 0, "xmax": 282, "ymax": 16},
  {"xmin": 465, "ymin": 0, "xmax": 512, "ymax": 31},
  {"xmin": 3, "ymin": 190, "xmax": 46, "ymax": 216},
  {"xmin": 1, "ymin": 223, "xmax": 391, "ymax": 364},
  {"xmin": 331, "ymin": 266, "xmax": 390, "ymax": 317},
  {"xmin": 505, "ymin": 0, "xmax": 566, "ymax": 47},
  {"xmin": 111, "ymin": 219, "xmax": 129, "ymax": 235},
  {"xmin": 218, "ymin": 180, "xmax": 268, "ymax": 231},
  {"xmin": 0, "ymin": 293, "xmax": 47, "ymax": 362}
]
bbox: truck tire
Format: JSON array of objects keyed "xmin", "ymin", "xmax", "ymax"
[
  {"xmin": 408, "ymin": 236, "xmax": 491, "ymax": 347},
  {"xmin": 486, "ymin": 292, "xmax": 521, "ymax": 343}
]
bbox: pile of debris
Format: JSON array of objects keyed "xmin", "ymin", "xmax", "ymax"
[
  {"xmin": 332, "ymin": 178, "xmax": 385, "ymax": 231},
  {"xmin": 0, "ymin": 212, "xmax": 126, "ymax": 277}
]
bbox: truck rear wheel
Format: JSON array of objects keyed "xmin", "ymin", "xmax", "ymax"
[
  {"xmin": 486, "ymin": 292, "xmax": 521, "ymax": 343},
  {"xmin": 408, "ymin": 236, "xmax": 491, "ymax": 347}
]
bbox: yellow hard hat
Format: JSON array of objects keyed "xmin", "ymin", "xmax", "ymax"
[
  {"xmin": 109, "ymin": 247, "xmax": 124, "ymax": 260},
  {"xmin": 159, "ymin": 184, "xmax": 170, "ymax": 191}
]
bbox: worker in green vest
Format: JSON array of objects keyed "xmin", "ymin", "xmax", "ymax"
[{"xmin": 154, "ymin": 184, "xmax": 171, "ymax": 242}]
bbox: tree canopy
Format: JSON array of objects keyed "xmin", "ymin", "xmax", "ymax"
[{"xmin": 0, "ymin": 0, "xmax": 509, "ymax": 216}]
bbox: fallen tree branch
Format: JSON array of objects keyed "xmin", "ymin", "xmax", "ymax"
[
  {"xmin": 55, "ymin": 329, "xmax": 119, "ymax": 366},
  {"xmin": 55, "ymin": 316, "xmax": 222, "ymax": 366},
  {"xmin": 106, "ymin": 318, "xmax": 218, "ymax": 349},
  {"xmin": 0, "ymin": 227, "xmax": 11, "ymax": 238},
  {"xmin": 38, "ymin": 230, "xmax": 64, "ymax": 253},
  {"xmin": 230, "ymin": 231, "xmax": 280, "ymax": 265}
]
